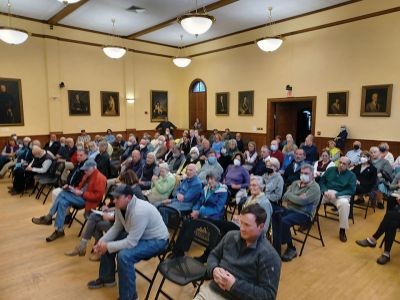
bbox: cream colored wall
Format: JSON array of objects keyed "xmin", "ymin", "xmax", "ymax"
[{"xmin": 181, "ymin": 11, "xmax": 400, "ymax": 141}]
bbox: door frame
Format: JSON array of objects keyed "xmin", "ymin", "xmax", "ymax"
[
  {"xmin": 188, "ymin": 78, "xmax": 207, "ymax": 130},
  {"xmin": 266, "ymin": 96, "xmax": 317, "ymax": 143}
]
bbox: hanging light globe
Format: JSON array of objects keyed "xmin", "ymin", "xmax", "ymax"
[
  {"xmin": 103, "ymin": 46, "xmax": 126, "ymax": 59},
  {"xmin": 0, "ymin": 27, "xmax": 28, "ymax": 45},
  {"xmin": 257, "ymin": 37, "xmax": 283, "ymax": 52},
  {"xmin": 178, "ymin": 14, "xmax": 215, "ymax": 35},
  {"xmin": 57, "ymin": 0, "xmax": 81, "ymax": 4},
  {"xmin": 173, "ymin": 57, "xmax": 192, "ymax": 68}
]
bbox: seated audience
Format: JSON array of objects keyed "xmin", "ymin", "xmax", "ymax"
[
  {"xmin": 313, "ymin": 149, "xmax": 335, "ymax": 181},
  {"xmin": 147, "ymin": 163, "xmax": 176, "ymax": 204},
  {"xmin": 272, "ymin": 164, "xmax": 321, "ymax": 260},
  {"xmin": 199, "ymin": 138, "xmax": 211, "ymax": 162},
  {"xmin": 301, "ymin": 134, "xmax": 319, "ymax": 163},
  {"xmin": 189, "ymin": 129, "xmax": 198, "ymax": 148},
  {"xmin": 139, "ymin": 153, "xmax": 159, "ymax": 190},
  {"xmin": 352, "ymin": 151, "xmax": 378, "ymax": 203},
  {"xmin": 11, "ymin": 145, "xmax": 53, "ymax": 195},
  {"xmin": 221, "ymin": 139, "xmax": 239, "ymax": 159},
  {"xmin": 32, "ymin": 160, "xmax": 106, "ymax": 242},
  {"xmin": 356, "ymin": 195, "xmax": 400, "ymax": 265},
  {"xmin": 56, "ymin": 137, "xmax": 67, "ymax": 159},
  {"xmin": 0, "ymin": 137, "xmax": 31, "ymax": 178},
  {"xmin": 120, "ymin": 135, "xmax": 138, "ymax": 162},
  {"xmin": 392, "ymin": 155, "xmax": 400, "ymax": 173},
  {"xmin": 275, "ymin": 135, "xmax": 283, "ymax": 150},
  {"xmin": 320, "ymin": 156, "xmax": 356, "ymax": 242},
  {"xmin": 327, "ymin": 140, "xmax": 341, "ymax": 166},
  {"xmin": 270, "ymin": 139, "xmax": 284, "ymax": 166},
  {"xmin": 104, "ymin": 129, "xmax": 115, "ymax": 144},
  {"xmin": 87, "ymin": 184, "xmax": 169, "ymax": 300},
  {"xmin": 121, "ymin": 150, "xmax": 144, "ymax": 178},
  {"xmin": 346, "ymin": 141, "xmax": 362, "ymax": 166},
  {"xmin": 235, "ymin": 132, "xmax": 244, "ymax": 152},
  {"xmin": 282, "ymin": 134, "xmax": 297, "ymax": 170},
  {"xmin": 209, "ymin": 129, "xmax": 219, "ymax": 145},
  {"xmin": 161, "ymin": 164, "xmax": 202, "ymax": 212},
  {"xmin": 176, "ymin": 147, "xmax": 201, "ymax": 176},
  {"xmin": 0, "ymin": 138, "xmax": 19, "ymax": 174},
  {"xmin": 115, "ymin": 134, "xmax": 126, "ymax": 150},
  {"xmin": 379, "ymin": 142, "xmax": 394, "ymax": 165},
  {"xmin": 211, "ymin": 133, "xmax": 224, "ymax": 158},
  {"xmin": 263, "ymin": 157, "xmax": 284, "ymax": 207},
  {"xmin": 282, "ymin": 134, "xmax": 297, "ymax": 151},
  {"xmin": 88, "ymin": 141, "xmax": 100, "ymax": 160},
  {"xmin": 370, "ymin": 146, "xmax": 393, "ymax": 208},
  {"xmin": 167, "ymin": 145, "xmax": 185, "ymax": 173},
  {"xmin": 44, "ymin": 134, "xmax": 61, "ymax": 156},
  {"xmin": 223, "ymin": 128, "xmax": 233, "ymax": 140},
  {"xmin": 151, "ymin": 135, "xmax": 167, "ymax": 160},
  {"xmin": 224, "ymin": 152, "xmax": 250, "ymax": 197},
  {"xmin": 171, "ymin": 173, "xmax": 228, "ymax": 257},
  {"xmin": 77, "ymin": 129, "xmax": 91, "ymax": 144},
  {"xmin": 243, "ymin": 141, "xmax": 258, "ymax": 171},
  {"xmin": 194, "ymin": 204, "xmax": 281, "ymax": 300},
  {"xmin": 60, "ymin": 137, "xmax": 78, "ymax": 182},
  {"xmin": 162, "ymin": 139, "xmax": 175, "ymax": 162},
  {"xmin": 283, "ymin": 148, "xmax": 306, "ymax": 187},
  {"xmin": 180, "ymin": 135, "xmax": 191, "ymax": 156},
  {"xmin": 198, "ymin": 150, "xmax": 224, "ymax": 185},
  {"xmin": 334, "ymin": 125, "xmax": 348, "ymax": 150},
  {"xmin": 138, "ymin": 138, "xmax": 149, "ymax": 161},
  {"xmin": 251, "ymin": 145, "xmax": 270, "ymax": 176},
  {"xmin": 95, "ymin": 141, "xmax": 111, "ymax": 178}
]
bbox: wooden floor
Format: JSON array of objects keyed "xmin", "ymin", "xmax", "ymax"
[{"xmin": 1, "ymin": 178, "xmax": 400, "ymax": 300}]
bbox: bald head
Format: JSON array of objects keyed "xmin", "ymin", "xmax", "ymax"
[{"xmin": 186, "ymin": 164, "xmax": 197, "ymax": 179}]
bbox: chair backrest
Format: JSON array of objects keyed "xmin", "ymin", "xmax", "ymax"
[
  {"xmin": 54, "ymin": 161, "xmax": 66, "ymax": 177},
  {"xmin": 158, "ymin": 206, "xmax": 181, "ymax": 242},
  {"xmin": 47, "ymin": 159, "xmax": 59, "ymax": 177},
  {"xmin": 190, "ymin": 219, "xmax": 221, "ymax": 252},
  {"xmin": 312, "ymin": 194, "xmax": 324, "ymax": 221}
]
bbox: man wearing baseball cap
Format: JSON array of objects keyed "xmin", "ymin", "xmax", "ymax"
[
  {"xmin": 32, "ymin": 159, "xmax": 106, "ymax": 242},
  {"xmin": 87, "ymin": 184, "xmax": 169, "ymax": 300}
]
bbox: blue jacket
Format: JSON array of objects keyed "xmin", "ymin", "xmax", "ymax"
[
  {"xmin": 193, "ymin": 184, "xmax": 228, "ymax": 220},
  {"xmin": 174, "ymin": 175, "xmax": 202, "ymax": 205}
]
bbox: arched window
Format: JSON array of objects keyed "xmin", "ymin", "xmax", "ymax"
[{"xmin": 192, "ymin": 80, "xmax": 206, "ymax": 93}]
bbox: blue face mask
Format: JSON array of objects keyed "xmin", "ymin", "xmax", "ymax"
[{"xmin": 208, "ymin": 156, "xmax": 217, "ymax": 165}]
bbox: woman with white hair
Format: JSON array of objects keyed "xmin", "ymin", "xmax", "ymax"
[
  {"xmin": 176, "ymin": 146, "xmax": 201, "ymax": 176},
  {"xmin": 147, "ymin": 163, "xmax": 176, "ymax": 204},
  {"xmin": 263, "ymin": 157, "xmax": 284, "ymax": 207},
  {"xmin": 87, "ymin": 141, "xmax": 99, "ymax": 160}
]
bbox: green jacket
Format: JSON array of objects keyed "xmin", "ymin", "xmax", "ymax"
[
  {"xmin": 319, "ymin": 167, "xmax": 356, "ymax": 197},
  {"xmin": 150, "ymin": 172, "xmax": 176, "ymax": 199},
  {"xmin": 284, "ymin": 180, "xmax": 321, "ymax": 218}
]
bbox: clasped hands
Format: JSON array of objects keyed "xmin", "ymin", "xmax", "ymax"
[{"xmin": 213, "ymin": 267, "xmax": 236, "ymax": 291}]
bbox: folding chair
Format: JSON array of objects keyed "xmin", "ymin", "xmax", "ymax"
[
  {"xmin": 351, "ymin": 191, "xmax": 376, "ymax": 220},
  {"xmin": 35, "ymin": 162, "xmax": 65, "ymax": 204},
  {"xmin": 322, "ymin": 198, "xmax": 355, "ymax": 224},
  {"xmin": 135, "ymin": 206, "xmax": 181, "ymax": 300},
  {"xmin": 292, "ymin": 195, "xmax": 325, "ymax": 256},
  {"xmin": 154, "ymin": 219, "xmax": 221, "ymax": 300},
  {"xmin": 68, "ymin": 206, "xmax": 87, "ymax": 237}
]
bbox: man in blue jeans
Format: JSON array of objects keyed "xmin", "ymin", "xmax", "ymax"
[{"xmin": 87, "ymin": 184, "xmax": 169, "ymax": 300}]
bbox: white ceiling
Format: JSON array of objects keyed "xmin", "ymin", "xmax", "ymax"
[{"xmin": 0, "ymin": 0, "xmax": 351, "ymax": 46}]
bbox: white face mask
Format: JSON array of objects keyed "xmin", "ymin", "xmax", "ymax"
[
  {"xmin": 300, "ymin": 174, "xmax": 310, "ymax": 183},
  {"xmin": 127, "ymin": 141, "xmax": 132, "ymax": 146},
  {"xmin": 233, "ymin": 159, "xmax": 241, "ymax": 166},
  {"xmin": 360, "ymin": 157, "xmax": 368, "ymax": 164},
  {"xmin": 190, "ymin": 153, "xmax": 197, "ymax": 160},
  {"xmin": 139, "ymin": 144, "xmax": 145, "ymax": 149}
]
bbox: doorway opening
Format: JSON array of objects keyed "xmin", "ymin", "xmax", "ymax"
[
  {"xmin": 189, "ymin": 79, "xmax": 207, "ymax": 130},
  {"xmin": 267, "ymin": 97, "xmax": 316, "ymax": 145}
]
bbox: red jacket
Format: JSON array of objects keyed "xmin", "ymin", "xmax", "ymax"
[
  {"xmin": 271, "ymin": 150, "xmax": 285, "ymax": 167},
  {"xmin": 77, "ymin": 169, "xmax": 106, "ymax": 212}
]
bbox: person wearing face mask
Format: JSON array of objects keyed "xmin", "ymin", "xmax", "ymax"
[
  {"xmin": 272, "ymin": 164, "xmax": 321, "ymax": 260},
  {"xmin": 379, "ymin": 142, "xmax": 394, "ymax": 165},
  {"xmin": 176, "ymin": 147, "xmax": 202, "ymax": 176},
  {"xmin": 198, "ymin": 150, "xmax": 224, "ymax": 185},
  {"xmin": 243, "ymin": 141, "xmax": 258, "ymax": 171},
  {"xmin": 263, "ymin": 157, "xmax": 284, "ymax": 208},
  {"xmin": 138, "ymin": 138, "xmax": 149, "ymax": 161},
  {"xmin": 120, "ymin": 136, "xmax": 138, "ymax": 162},
  {"xmin": 270, "ymin": 139, "xmax": 284, "ymax": 166},
  {"xmin": 351, "ymin": 151, "xmax": 377, "ymax": 205},
  {"xmin": 224, "ymin": 152, "xmax": 250, "ymax": 197},
  {"xmin": 346, "ymin": 141, "xmax": 362, "ymax": 166},
  {"xmin": 167, "ymin": 145, "xmax": 185, "ymax": 173},
  {"xmin": 334, "ymin": 125, "xmax": 348, "ymax": 150},
  {"xmin": 370, "ymin": 146, "xmax": 393, "ymax": 209},
  {"xmin": 313, "ymin": 150, "xmax": 335, "ymax": 181}
]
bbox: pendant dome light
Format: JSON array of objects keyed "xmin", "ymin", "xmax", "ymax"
[
  {"xmin": 257, "ymin": 7, "xmax": 283, "ymax": 52},
  {"xmin": 173, "ymin": 35, "xmax": 191, "ymax": 68},
  {"xmin": 178, "ymin": 0, "xmax": 215, "ymax": 36},
  {"xmin": 103, "ymin": 19, "xmax": 126, "ymax": 59},
  {"xmin": 57, "ymin": 0, "xmax": 81, "ymax": 4},
  {"xmin": 0, "ymin": 0, "xmax": 28, "ymax": 45}
]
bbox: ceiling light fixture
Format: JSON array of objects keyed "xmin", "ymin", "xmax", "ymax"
[
  {"xmin": 103, "ymin": 19, "xmax": 126, "ymax": 59},
  {"xmin": 57, "ymin": 0, "xmax": 81, "ymax": 4},
  {"xmin": 257, "ymin": 7, "xmax": 283, "ymax": 52},
  {"xmin": 178, "ymin": 0, "xmax": 215, "ymax": 36},
  {"xmin": 173, "ymin": 35, "xmax": 191, "ymax": 68},
  {"xmin": 0, "ymin": 0, "xmax": 28, "ymax": 45}
]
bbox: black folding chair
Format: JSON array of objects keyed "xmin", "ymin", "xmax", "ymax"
[
  {"xmin": 35, "ymin": 162, "xmax": 65, "ymax": 204},
  {"xmin": 68, "ymin": 206, "xmax": 87, "ymax": 237},
  {"xmin": 351, "ymin": 191, "xmax": 376, "ymax": 220},
  {"xmin": 322, "ymin": 198, "xmax": 355, "ymax": 224},
  {"xmin": 292, "ymin": 195, "xmax": 325, "ymax": 256},
  {"xmin": 154, "ymin": 219, "xmax": 221, "ymax": 300},
  {"xmin": 135, "ymin": 206, "xmax": 181, "ymax": 300}
]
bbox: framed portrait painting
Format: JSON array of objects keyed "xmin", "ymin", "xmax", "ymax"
[
  {"xmin": 216, "ymin": 92, "xmax": 229, "ymax": 115},
  {"xmin": 361, "ymin": 84, "xmax": 393, "ymax": 117},
  {"xmin": 151, "ymin": 90, "xmax": 168, "ymax": 122},
  {"xmin": 238, "ymin": 90, "xmax": 254, "ymax": 116},
  {"xmin": 101, "ymin": 91, "xmax": 120, "ymax": 116},
  {"xmin": 68, "ymin": 90, "xmax": 90, "ymax": 116},
  {"xmin": 0, "ymin": 78, "xmax": 24, "ymax": 126},
  {"xmin": 327, "ymin": 91, "xmax": 349, "ymax": 116}
]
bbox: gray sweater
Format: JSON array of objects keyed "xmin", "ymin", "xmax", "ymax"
[
  {"xmin": 263, "ymin": 172, "xmax": 284, "ymax": 203},
  {"xmin": 101, "ymin": 197, "xmax": 169, "ymax": 253},
  {"xmin": 372, "ymin": 158, "xmax": 393, "ymax": 180}
]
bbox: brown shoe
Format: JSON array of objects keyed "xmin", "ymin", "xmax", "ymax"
[
  {"xmin": 32, "ymin": 215, "xmax": 52, "ymax": 225},
  {"xmin": 89, "ymin": 252, "xmax": 101, "ymax": 262},
  {"xmin": 65, "ymin": 245, "xmax": 86, "ymax": 257},
  {"xmin": 46, "ymin": 230, "xmax": 65, "ymax": 242}
]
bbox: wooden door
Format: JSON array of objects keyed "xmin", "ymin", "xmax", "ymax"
[{"xmin": 189, "ymin": 79, "xmax": 207, "ymax": 131}]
